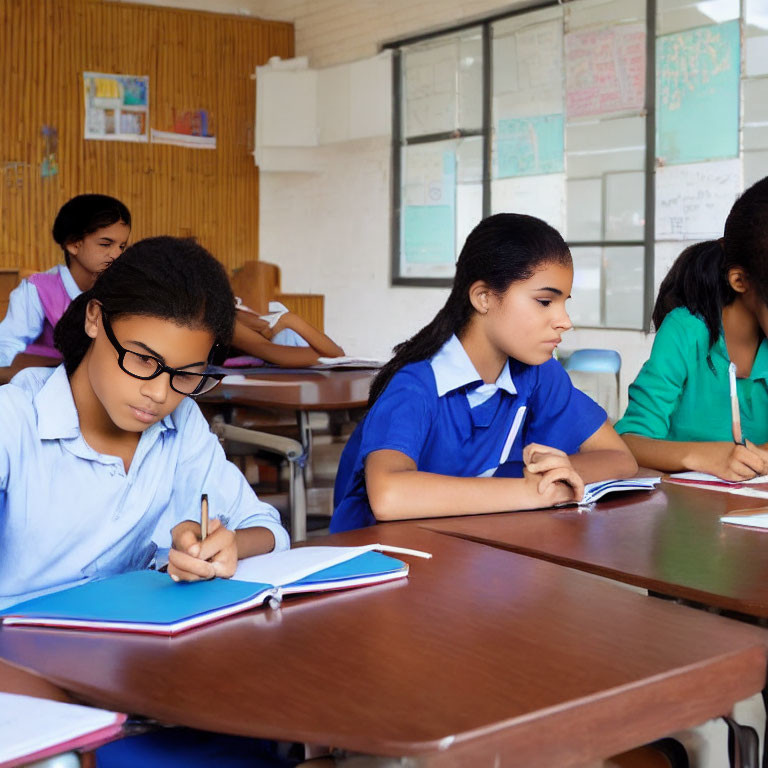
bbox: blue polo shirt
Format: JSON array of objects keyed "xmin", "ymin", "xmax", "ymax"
[{"xmin": 330, "ymin": 335, "xmax": 607, "ymax": 532}]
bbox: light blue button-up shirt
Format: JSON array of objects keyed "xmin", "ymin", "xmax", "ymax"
[
  {"xmin": 0, "ymin": 265, "xmax": 81, "ymax": 366},
  {"xmin": 0, "ymin": 365, "xmax": 289, "ymax": 609}
]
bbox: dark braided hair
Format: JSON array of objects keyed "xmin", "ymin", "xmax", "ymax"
[
  {"xmin": 369, "ymin": 213, "xmax": 571, "ymax": 406},
  {"xmin": 53, "ymin": 194, "xmax": 131, "ymax": 267},
  {"xmin": 54, "ymin": 236, "xmax": 235, "ymax": 375},
  {"xmin": 653, "ymin": 175, "xmax": 768, "ymax": 347}
]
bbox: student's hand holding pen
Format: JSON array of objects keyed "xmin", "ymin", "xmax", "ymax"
[
  {"xmin": 168, "ymin": 518, "xmax": 238, "ymax": 582},
  {"xmin": 523, "ymin": 443, "xmax": 585, "ymax": 503},
  {"xmin": 686, "ymin": 440, "xmax": 768, "ymax": 482}
]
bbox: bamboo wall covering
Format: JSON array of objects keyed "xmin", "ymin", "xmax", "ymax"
[{"xmin": 0, "ymin": 0, "xmax": 294, "ymax": 273}]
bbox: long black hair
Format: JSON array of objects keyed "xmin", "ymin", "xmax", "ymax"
[
  {"xmin": 369, "ymin": 213, "xmax": 571, "ymax": 406},
  {"xmin": 53, "ymin": 194, "xmax": 132, "ymax": 267},
  {"xmin": 653, "ymin": 176, "xmax": 768, "ymax": 347},
  {"xmin": 54, "ymin": 236, "xmax": 235, "ymax": 375}
]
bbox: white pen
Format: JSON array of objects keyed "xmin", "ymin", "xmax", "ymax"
[{"xmin": 728, "ymin": 362, "xmax": 745, "ymax": 446}]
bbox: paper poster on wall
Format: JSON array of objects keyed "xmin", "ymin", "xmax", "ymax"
[
  {"xmin": 565, "ymin": 23, "xmax": 645, "ymax": 118},
  {"xmin": 496, "ymin": 114, "xmax": 564, "ymax": 177},
  {"xmin": 656, "ymin": 159, "xmax": 741, "ymax": 240},
  {"xmin": 84, "ymin": 72, "xmax": 149, "ymax": 142},
  {"xmin": 493, "ymin": 19, "xmax": 563, "ymax": 117},
  {"xmin": 656, "ymin": 21, "xmax": 740, "ymax": 165},
  {"xmin": 401, "ymin": 150, "xmax": 457, "ymax": 277}
]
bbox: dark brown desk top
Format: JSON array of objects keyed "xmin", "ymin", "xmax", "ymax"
[
  {"xmin": 0, "ymin": 354, "xmax": 59, "ymax": 385},
  {"xmin": 0, "ymin": 524, "xmax": 765, "ymax": 767},
  {"xmin": 199, "ymin": 370, "xmax": 374, "ymax": 411},
  {"xmin": 421, "ymin": 481, "xmax": 768, "ymax": 618}
]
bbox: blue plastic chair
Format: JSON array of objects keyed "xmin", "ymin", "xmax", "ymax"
[
  {"xmin": 562, "ymin": 348, "xmax": 621, "ymax": 375},
  {"xmin": 562, "ymin": 349, "xmax": 622, "ymax": 421}
]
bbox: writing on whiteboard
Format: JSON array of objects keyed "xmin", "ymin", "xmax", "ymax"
[{"xmin": 655, "ymin": 159, "xmax": 741, "ymax": 240}]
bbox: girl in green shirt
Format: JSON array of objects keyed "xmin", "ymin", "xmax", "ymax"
[{"xmin": 617, "ymin": 176, "xmax": 768, "ymax": 480}]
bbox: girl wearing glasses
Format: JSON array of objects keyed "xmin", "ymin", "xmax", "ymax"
[
  {"xmin": 0, "ymin": 193, "xmax": 131, "ymax": 368},
  {"xmin": 0, "ymin": 236, "xmax": 288, "ymax": 612}
]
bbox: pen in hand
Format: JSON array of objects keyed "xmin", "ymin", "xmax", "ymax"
[
  {"xmin": 201, "ymin": 493, "xmax": 209, "ymax": 541},
  {"xmin": 728, "ymin": 362, "xmax": 746, "ymax": 446}
]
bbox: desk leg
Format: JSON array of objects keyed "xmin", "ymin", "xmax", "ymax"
[{"xmin": 724, "ymin": 715, "xmax": 760, "ymax": 768}]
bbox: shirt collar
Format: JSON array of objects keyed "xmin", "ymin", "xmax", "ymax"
[
  {"xmin": 34, "ymin": 364, "xmax": 176, "ymax": 440},
  {"xmin": 713, "ymin": 329, "xmax": 768, "ymax": 382},
  {"xmin": 57, "ymin": 265, "xmax": 82, "ymax": 301},
  {"xmin": 430, "ymin": 334, "xmax": 517, "ymax": 397}
]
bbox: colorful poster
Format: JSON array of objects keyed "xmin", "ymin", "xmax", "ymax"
[
  {"xmin": 656, "ymin": 21, "xmax": 740, "ymax": 165},
  {"xmin": 496, "ymin": 114, "xmax": 564, "ymax": 177},
  {"xmin": 565, "ymin": 23, "xmax": 646, "ymax": 118},
  {"xmin": 84, "ymin": 72, "xmax": 149, "ymax": 142}
]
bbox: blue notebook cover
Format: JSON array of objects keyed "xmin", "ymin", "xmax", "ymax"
[
  {"xmin": 2, "ymin": 571, "xmax": 273, "ymax": 626},
  {"xmin": 1, "ymin": 551, "xmax": 408, "ymax": 634}
]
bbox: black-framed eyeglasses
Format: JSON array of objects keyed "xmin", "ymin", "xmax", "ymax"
[{"xmin": 101, "ymin": 311, "xmax": 223, "ymax": 396}]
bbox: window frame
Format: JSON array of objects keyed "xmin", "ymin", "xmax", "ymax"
[{"xmin": 386, "ymin": 0, "xmax": 658, "ymax": 332}]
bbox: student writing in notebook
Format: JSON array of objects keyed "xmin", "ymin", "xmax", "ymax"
[
  {"xmin": 0, "ymin": 236, "xmax": 289, "ymax": 612},
  {"xmin": 0, "ymin": 193, "xmax": 131, "ymax": 368},
  {"xmin": 330, "ymin": 213, "xmax": 636, "ymax": 532},
  {"xmin": 616, "ymin": 176, "xmax": 768, "ymax": 481}
]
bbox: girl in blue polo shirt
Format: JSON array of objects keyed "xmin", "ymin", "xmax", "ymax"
[{"xmin": 331, "ymin": 213, "xmax": 636, "ymax": 532}]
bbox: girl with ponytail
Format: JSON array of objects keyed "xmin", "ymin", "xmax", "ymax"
[
  {"xmin": 330, "ymin": 213, "xmax": 636, "ymax": 533},
  {"xmin": 616, "ymin": 176, "xmax": 768, "ymax": 480}
]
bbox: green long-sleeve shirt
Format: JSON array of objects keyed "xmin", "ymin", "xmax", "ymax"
[{"xmin": 616, "ymin": 307, "xmax": 768, "ymax": 443}]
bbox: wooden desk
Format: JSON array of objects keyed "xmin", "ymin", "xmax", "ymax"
[
  {"xmin": 0, "ymin": 525, "xmax": 765, "ymax": 767},
  {"xmin": 0, "ymin": 354, "xmax": 59, "ymax": 385},
  {"xmin": 420, "ymin": 482, "xmax": 768, "ymax": 618},
  {"xmin": 200, "ymin": 369, "xmax": 374, "ymax": 452}
]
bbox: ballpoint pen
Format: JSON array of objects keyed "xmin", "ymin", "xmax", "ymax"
[{"xmin": 728, "ymin": 362, "xmax": 745, "ymax": 446}]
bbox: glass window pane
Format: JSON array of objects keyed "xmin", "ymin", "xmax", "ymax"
[
  {"xmin": 605, "ymin": 246, "xmax": 644, "ymax": 328},
  {"xmin": 492, "ymin": 14, "xmax": 564, "ymax": 181},
  {"xmin": 402, "ymin": 28, "xmax": 482, "ymax": 138},
  {"xmin": 566, "ymin": 178, "xmax": 602, "ymax": 240},
  {"xmin": 400, "ymin": 137, "xmax": 483, "ymax": 279},
  {"xmin": 491, "ymin": 174, "xmax": 565, "ymax": 233},
  {"xmin": 569, "ymin": 247, "xmax": 602, "ymax": 327},
  {"xmin": 605, "ymin": 171, "xmax": 645, "ymax": 240}
]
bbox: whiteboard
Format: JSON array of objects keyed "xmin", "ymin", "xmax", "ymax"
[{"xmin": 655, "ymin": 159, "xmax": 741, "ymax": 240}]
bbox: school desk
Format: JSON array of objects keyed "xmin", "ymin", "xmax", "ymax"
[
  {"xmin": 419, "ymin": 481, "xmax": 768, "ymax": 619},
  {"xmin": 0, "ymin": 353, "xmax": 59, "ymax": 385},
  {"xmin": 0, "ymin": 524, "xmax": 765, "ymax": 768},
  {"xmin": 200, "ymin": 369, "xmax": 373, "ymax": 453}
]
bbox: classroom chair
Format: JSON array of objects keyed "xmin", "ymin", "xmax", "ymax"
[
  {"xmin": 210, "ymin": 417, "xmax": 308, "ymax": 542},
  {"xmin": 562, "ymin": 348, "xmax": 621, "ymax": 421}
]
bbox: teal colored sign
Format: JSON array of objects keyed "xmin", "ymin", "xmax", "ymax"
[
  {"xmin": 403, "ymin": 205, "xmax": 455, "ymax": 264},
  {"xmin": 496, "ymin": 115, "xmax": 564, "ymax": 178},
  {"xmin": 656, "ymin": 21, "xmax": 740, "ymax": 165}
]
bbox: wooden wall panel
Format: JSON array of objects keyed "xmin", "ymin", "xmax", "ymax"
[{"xmin": 0, "ymin": 0, "xmax": 293, "ymax": 273}]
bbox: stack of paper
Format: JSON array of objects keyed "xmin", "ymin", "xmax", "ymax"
[{"xmin": 0, "ymin": 693, "xmax": 125, "ymax": 768}]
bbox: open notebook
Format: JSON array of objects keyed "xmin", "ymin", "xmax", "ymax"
[
  {"xmin": 664, "ymin": 472, "xmax": 768, "ymax": 498},
  {"xmin": 0, "ymin": 693, "xmax": 125, "ymax": 768},
  {"xmin": 570, "ymin": 476, "xmax": 660, "ymax": 505},
  {"xmin": 0, "ymin": 544, "xmax": 424, "ymax": 636}
]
